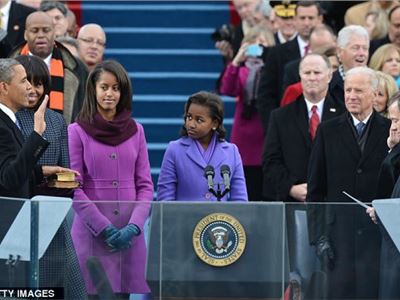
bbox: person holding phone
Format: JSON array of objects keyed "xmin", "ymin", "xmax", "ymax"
[{"xmin": 219, "ymin": 25, "xmax": 275, "ymax": 201}]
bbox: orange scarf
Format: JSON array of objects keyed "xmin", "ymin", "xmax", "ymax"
[{"xmin": 21, "ymin": 44, "xmax": 65, "ymax": 112}]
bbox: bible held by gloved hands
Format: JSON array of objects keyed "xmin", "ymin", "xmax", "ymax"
[{"xmin": 316, "ymin": 235, "xmax": 335, "ymax": 270}]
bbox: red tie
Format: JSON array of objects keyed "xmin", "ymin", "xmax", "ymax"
[
  {"xmin": 309, "ymin": 105, "xmax": 320, "ymax": 140},
  {"xmin": 304, "ymin": 44, "xmax": 310, "ymax": 55}
]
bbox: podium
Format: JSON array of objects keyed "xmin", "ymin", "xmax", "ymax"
[
  {"xmin": 146, "ymin": 202, "xmax": 289, "ymax": 299},
  {"xmin": 0, "ymin": 196, "xmax": 72, "ymax": 287},
  {"xmin": 372, "ymin": 198, "xmax": 400, "ymax": 251}
]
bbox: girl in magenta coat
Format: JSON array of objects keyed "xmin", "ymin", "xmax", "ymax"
[
  {"xmin": 219, "ymin": 26, "xmax": 275, "ymax": 201},
  {"xmin": 68, "ymin": 60, "xmax": 153, "ymax": 298}
]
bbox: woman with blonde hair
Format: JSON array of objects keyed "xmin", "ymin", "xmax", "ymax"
[
  {"xmin": 374, "ymin": 71, "xmax": 399, "ymax": 116},
  {"xmin": 364, "ymin": 9, "xmax": 389, "ymax": 40},
  {"xmin": 369, "ymin": 44, "xmax": 400, "ymax": 87}
]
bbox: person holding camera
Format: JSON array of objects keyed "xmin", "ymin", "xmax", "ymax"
[{"xmin": 219, "ymin": 26, "xmax": 275, "ymax": 201}]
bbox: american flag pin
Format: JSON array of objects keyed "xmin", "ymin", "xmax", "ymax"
[{"xmin": 330, "ymin": 108, "xmax": 336, "ymax": 112}]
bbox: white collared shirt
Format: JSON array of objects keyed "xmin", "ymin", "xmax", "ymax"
[
  {"xmin": 28, "ymin": 51, "xmax": 52, "ymax": 69},
  {"xmin": 277, "ymin": 30, "xmax": 297, "ymax": 44},
  {"xmin": 304, "ymin": 97, "xmax": 325, "ymax": 120},
  {"xmin": 351, "ymin": 112, "xmax": 372, "ymax": 127},
  {"xmin": 0, "ymin": 0, "xmax": 11, "ymax": 31},
  {"xmin": 0, "ymin": 102, "xmax": 17, "ymax": 124},
  {"xmin": 297, "ymin": 35, "xmax": 308, "ymax": 57}
]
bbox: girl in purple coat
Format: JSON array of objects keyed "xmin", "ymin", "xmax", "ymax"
[
  {"xmin": 68, "ymin": 60, "xmax": 153, "ymax": 299},
  {"xmin": 157, "ymin": 91, "xmax": 248, "ymax": 201}
]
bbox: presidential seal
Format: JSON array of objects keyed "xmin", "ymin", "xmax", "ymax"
[{"xmin": 192, "ymin": 213, "xmax": 246, "ymax": 267}]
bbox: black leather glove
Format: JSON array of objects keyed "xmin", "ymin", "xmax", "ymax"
[{"xmin": 316, "ymin": 235, "xmax": 335, "ymax": 270}]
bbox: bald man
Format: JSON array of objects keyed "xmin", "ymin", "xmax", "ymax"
[
  {"xmin": 9, "ymin": 11, "xmax": 88, "ymax": 124},
  {"xmin": 78, "ymin": 23, "xmax": 106, "ymax": 71}
]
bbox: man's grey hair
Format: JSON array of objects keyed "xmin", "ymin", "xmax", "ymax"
[
  {"xmin": 346, "ymin": 66, "xmax": 379, "ymax": 90},
  {"xmin": 40, "ymin": 1, "xmax": 68, "ymax": 16},
  {"xmin": 337, "ymin": 25, "xmax": 369, "ymax": 48},
  {"xmin": 0, "ymin": 59, "xmax": 20, "ymax": 84},
  {"xmin": 56, "ymin": 36, "xmax": 79, "ymax": 51}
]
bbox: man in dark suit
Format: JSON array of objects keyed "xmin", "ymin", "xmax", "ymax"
[
  {"xmin": 0, "ymin": 0, "xmax": 36, "ymax": 57},
  {"xmin": 367, "ymin": 94, "xmax": 400, "ymax": 300},
  {"xmin": 376, "ymin": 93, "xmax": 400, "ymax": 199},
  {"xmin": 369, "ymin": 5, "xmax": 400, "ymax": 57},
  {"xmin": 263, "ymin": 53, "xmax": 344, "ymax": 202},
  {"xmin": 282, "ymin": 24, "xmax": 337, "ymax": 94},
  {"xmin": 307, "ymin": 66, "xmax": 390, "ymax": 299},
  {"xmin": 0, "ymin": 58, "xmax": 76, "ymax": 287},
  {"xmin": 263, "ymin": 54, "xmax": 345, "ymax": 298},
  {"xmin": 257, "ymin": 1, "xmax": 322, "ymax": 132},
  {"xmin": 329, "ymin": 25, "xmax": 370, "ymax": 104}
]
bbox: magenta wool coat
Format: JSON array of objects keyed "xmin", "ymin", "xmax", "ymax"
[
  {"xmin": 220, "ymin": 63, "xmax": 265, "ymax": 166},
  {"xmin": 68, "ymin": 122, "xmax": 153, "ymax": 294},
  {"xmin": 157, "ymin": 136, "xmax": 248, "ymax": 201}
]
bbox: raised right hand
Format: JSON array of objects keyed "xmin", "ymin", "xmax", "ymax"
[{"xmin": 34, "ymin": 95, "xmax": 48, "ymax": 136}]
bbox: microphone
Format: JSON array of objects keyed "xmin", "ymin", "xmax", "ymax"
[
  {"xmin": 86, "ymin": 256, "xmax": 116, "ymax": 300},
  {"xmin": 204, "ymin": 165, "xmax": 215, "ymax": 191},
  {"xmin": 220, "ymin": 165, "xmax": 231, "ymax": 191}
]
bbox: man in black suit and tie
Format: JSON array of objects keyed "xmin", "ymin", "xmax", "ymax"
[
  {"xmin": 329, "ymin": 25, "xmax": 369, "ymax": 104},
  {"xmin": 263, "ymin": 53, "xmax": 345, "ymax": 298},
  {"xmin": 263, "ymin": 53, "xmax": 344, "ymax": 202},
  {"xmin": 0, "ymin": 58, "xmax": 76, "ymax": 287},
  {"xmin": 307, "ymin": 66, "xmax": 390, "ymax": 299},
  {"xmin": 369, "ymin": 5, "xmax": 400, "ymax": 57},
  {"xmin": 0, "ymin": 0, "xmax": 36, "ymax": 57},
  {"xmin": 257, "ymin": 1, "xmax": 322, "ymax": 133},
  {"xmin": 281, "ymin": 24, "xmax": 337, "ymax": 93}
]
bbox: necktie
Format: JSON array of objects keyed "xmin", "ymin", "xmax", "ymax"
[
  {"xmin": 304, "ymin": 44, "xmax": 310, "ymax": 56},
  {"xmin": 309, "ymin": 105, "xmax": 320, "ymax": 140},
  {"xmin": 356, "ymin": 122, "xmax": 365, "ymax": 137}
]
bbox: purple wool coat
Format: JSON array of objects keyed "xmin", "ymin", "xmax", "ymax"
[
  {"xmin": 68, "ymin": 122, "xmax": 153, "ymax": 294},
  {"xmin": 157, "ymin": 136, "xmax": 248, "ymax": 201}
]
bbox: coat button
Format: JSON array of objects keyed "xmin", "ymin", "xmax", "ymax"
[
  {"xmin": 112, "ymin": 181, "xmax": 118, "ymax": 187},
  {"xmin": 113, "ymin": 209, "xmax": 119, "ymax": 215},
  {"xmin": 205, "ymin": 192, "xmax": 212, "ymax": 199},
  {"xmin": 357, "ymin": 169, "xmax": 362, "ymax": 174},
  {"xmin": 110, "ymin": 153, "xmax": 117, "ymax": 159}
]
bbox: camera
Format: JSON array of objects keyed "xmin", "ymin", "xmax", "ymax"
[
  {"xmin": 211, "ymin": 24, "xmax": 234, "ymax": 43},
  {"xmin": 245, "ymin": 44, "xmax": 263, "ymax": 57}
]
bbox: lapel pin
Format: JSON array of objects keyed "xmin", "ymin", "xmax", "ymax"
[
  {"xmin": 13, "ymin": 25, "xmax": 19, "ymax": 31},
  {"xmin": 330, "ymin": 108, "xmax": 336, "ymax": 112}
]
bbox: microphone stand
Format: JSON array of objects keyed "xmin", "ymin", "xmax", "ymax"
[{"xmin": 208, "ymin": 182, "xmax": 230, "ymax": 201}]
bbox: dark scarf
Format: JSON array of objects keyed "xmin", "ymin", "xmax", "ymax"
[
  {"xmin": 77, "ymin": 109, "xmax": 138, "ymax": 146},
  {"xmin": 21, "ymin": 43, "xmax": 65, "ymax": 114}
]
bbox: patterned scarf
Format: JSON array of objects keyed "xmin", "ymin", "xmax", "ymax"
[
  {"xmin": 242, "ymin": 57, "xmax": 264, "ymax": 119},
  {"xmin": 21, "ymin": 43, "xmax": 65, "ymax": 114}
]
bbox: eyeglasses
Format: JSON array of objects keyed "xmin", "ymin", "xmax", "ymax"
[{"xmin": 78, "ymin": 37, "xmax": 106, "ymax": 47}]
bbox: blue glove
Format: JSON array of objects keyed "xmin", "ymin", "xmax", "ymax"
[
  {"xmin": 106, "ymin": 224, "xmax": 140, "ymax": 250},
  {"xmin": 101, "ymin": 224, "xmax": 119, "ymax": 239}
]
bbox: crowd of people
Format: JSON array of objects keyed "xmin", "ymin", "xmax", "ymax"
[{"xmin": 0, "ymin": 0, "xmax": 400, "ymax": 299}]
